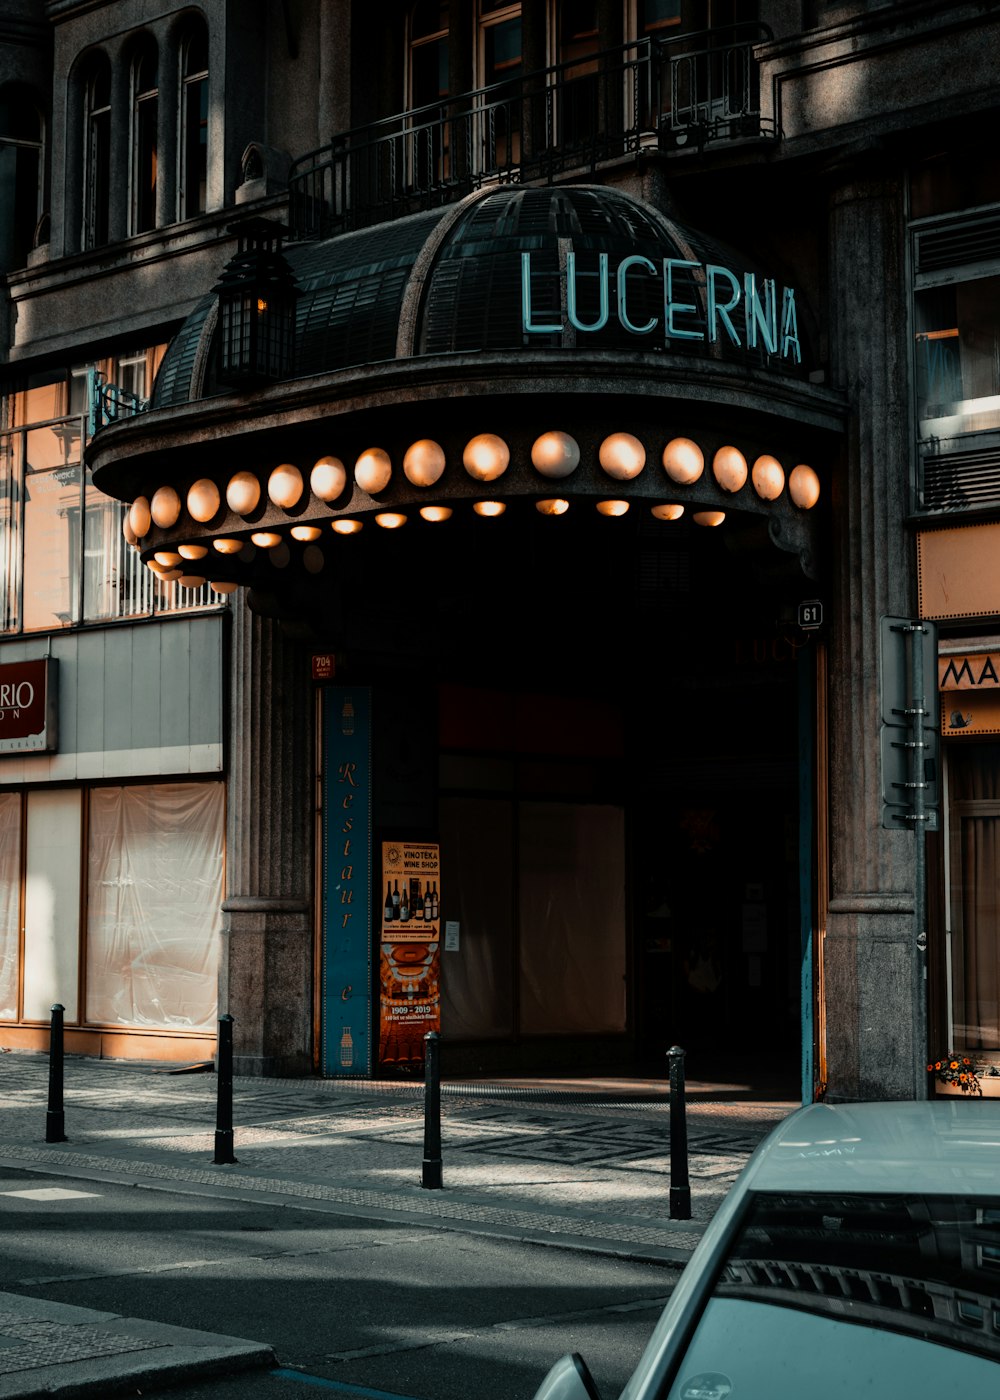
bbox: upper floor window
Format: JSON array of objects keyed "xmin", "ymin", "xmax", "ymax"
[
  {"xmin": 0, "ymin": 86, "xmax": 45, "ymax": 270},
  {"xmin": 0, "ymin": 348, "xmax": 221, "ymax": 634},
  {"xmin": 179, "ymin": 23, "xmax": 209, "ymax": 220},
  {"xmin": 83, "ymin": 56, "xmax": 112, "ymax": 249},
  {"xmin": 130, "ymin": 40, "xmax": 158, "ymax": 235},
  {"xmin": 479, "ymin": 1, "xmax": 521, "ymax": 90},
  {"xmin": 912, "ymin": 204, "xmax": 1000, "ymax": 511},
  {"xmin": 409, "ymin": 1, "xmax": 449, "ymax": 110}
]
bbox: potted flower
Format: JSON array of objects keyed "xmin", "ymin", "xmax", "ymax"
[{"xmin": 928, "ymin": 1053, "xmax": 982, "ymax": 1096}]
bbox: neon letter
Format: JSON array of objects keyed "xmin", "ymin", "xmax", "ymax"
[
  {"xmin": 780, "ymin": 287, "xmax": 801, "ymax": 363},
  {"xmin": 706, "ymin": 265, "xmax": 742, "ymax": 347},
  {"xmin": 744, "ymin": 274, "xmax": 777, "ymax": 354},
  {"xmin": 664, "ymin": 259, "xmax": 704, "ymax": 340},
  {"xmin": 521, "ymin": 252, "xmax": 562, "ymax": 334},
  {"xmin": 616, "ymin": 255, "xmax": 658, "ymax": 335},
  {"xmin": 566, "ymin": 252, "xmax": 609, "ymax": 332}
]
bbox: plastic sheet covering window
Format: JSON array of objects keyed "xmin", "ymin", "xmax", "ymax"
[
  {"xmin": 0, "ymin": 793, "xmax": 19, "ymax": 1020},
  {"xmin": 86, "ymin": 783, "xmax": 223, "ymax": 1030}
]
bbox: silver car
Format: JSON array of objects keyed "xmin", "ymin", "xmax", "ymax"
[{"xmin": 534, "ymin": 1101, "xmax": 1000, "ymax": 1400}]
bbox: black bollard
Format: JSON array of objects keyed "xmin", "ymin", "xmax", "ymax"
[
  {"xmin": 212, "ymin": 1013, "xmax": 238, "ymax": 1165},
  {"xmin": 422, "ymin": 1030, "xmax": 442, "ymax": 1189},
  {"xmin": 668, "ymin": 1045, "xmax": 691, "ymax": 1220},
  {"xmin": 45, "ymin": 1004, "xmax": 68, "ymax": 1144}
]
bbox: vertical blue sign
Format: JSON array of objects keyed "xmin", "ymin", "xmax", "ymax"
[{"xmin": 321, "ymin": 686, "xmax": 372, "ymax": 1076}]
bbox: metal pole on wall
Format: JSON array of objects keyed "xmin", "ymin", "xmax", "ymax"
[
  {"xmin": 422, "ymin": 1030, "xmax": 442, "ymax": 1189},
  {"xmin": 908, "ymin": 622, "xmax": 930, "ymax": 1100},
  {"xmin": 668, "ymin": 1045, "xmax": 691, "ymax": 1220},
  {"xmin": 45, "ymin": 1004, "xmax": 68, "ymax": 1144},
  {"xmin": 213, "ymin": 1013, "xmax": 238, "ymax": 1165}
]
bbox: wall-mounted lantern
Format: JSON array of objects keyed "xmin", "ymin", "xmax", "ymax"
[{"xmin": 214, "ymin": 218, "xmax": 296, "ymax": 385}]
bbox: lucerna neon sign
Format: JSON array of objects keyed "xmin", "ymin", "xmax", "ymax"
[{"xmin": 521, "ymin": 251, "xmax": 802, "ymax": 363}]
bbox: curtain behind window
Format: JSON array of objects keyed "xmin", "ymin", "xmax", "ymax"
[
  {"xmin": 0, "ymin": 792, "xmax": 19, "ymax": 1019},
  {"xmin": 86, "ymin": 782, "xmax": 223, "ymax": 1029}
]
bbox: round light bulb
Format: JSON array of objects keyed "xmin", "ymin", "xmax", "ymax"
[
  {"xmin": 355, "ymin": 448, "xmax": 392, "ymax": 493},
  {"xmin": 536, "ymin": 498, "xmax": 569, "ymax": 515},
  {"xmin": 211, "ymin": 581, "xmax": 239, "ymax": 595},
  {"xmin": 129, "ymin": 496, "xmax": 151, "ymax": 539},
  {"xmin": 712, "ymin": 446, "xmax": 748, "ymax": 494},
  {"xmin": 178, "ymin": 544, "xmax": 208, "ymax": 560},
  {"xmin": 419, "ymin": 506, "xmax": 453, "ymax": 522},
  {"xmin": 599, "ymin": 433, "xmax": 645, "ymax": 481},
  {"xmin": 311, "ymin": 456, "xmax": 347, "ymax": 502},
  {"xmin": 403, "ymin": 440, "xmax": 446, "ymax": 487},
  {"xmin": 122, "ymin": 515, "xmax": 138, "ymax": 547},
  {"xmin": 752, "ymin": 454, "xmax": 785, "ymax": 500},
  {"xmin": 226, "ymin": 471, "xmax": 261, "ymax": 515},
  {"xmin": 375, "ymin": 512, "xmax": 406, "ymax": 529},
  {"xmin": 213, "ymin": 538, "xmax": 243, "ymax": 554},
  {"xmin": 154, "ymin": 551, "xmax": 182, "ymax": 567},
  {"xmin": 693, "ymin": 510, "xmax": 726, "ymax": 527},
  {"xmin": 596, "ymin": 500, "xmax": 629, "ymax": 517},
  {"xmin": 187, "ymin": 478, "xmax": 221, "ymax": 523},
  {"xmin": 290, "ymin": 525, "xmax": 323, "ymax": 542},
  {"xmin": 531, "ymin": 432, "xmax": 580, "ymax": 480},
  {"xmin": 473, "ymin": 501, "xmax": 506, "ymax": 517},
  {"xmin": 789, "ymin": 464, "xmax": 821, "ymax": 510},
  {"xmin": 268, "ymin": 463, "xmax": 304, "ymax": 510},
  {"xmin": 251, "ymin": 531, "xmax": 282, "ymax": 548},
  {"xmin": 662, "ymin": 438, "xmax": 704, "ymax": 485},
  {"xmin": 331, "ymin": 519, "xmax": 362, "ymax": 535},
  {"xmin": 463, "ymin": 434, "xmax": 509, "ymax": 482},
  {"xmin": 652, "ymin": 504, "xmax": 684, "ymax": 521},
  {"xmin": 150, "ymin": 485, "xmax": 182, "ymax": 528},
  {"xmin": 177, "ymin": 575, "xmax": 206, "ymax": 590}
]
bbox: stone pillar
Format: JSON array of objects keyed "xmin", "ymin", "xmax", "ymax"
[
  {"xmin": 824, "ymin": 167, "xmax": 920, "ymax": 1101},
  {"xmin": 221, "ymin": 598, "xmax": 314, "ymax": 1077}
]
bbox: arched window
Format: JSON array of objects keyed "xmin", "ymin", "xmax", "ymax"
[
  {"xmin": 179, "ymin": 22, "xmax": 209, "ymax": 219},
  {"xmin": 0, "ymin": 86, "xmax": 44, "ymax": 270},
  {"xmin": 130, "ymin": 40, "xmax": 158, "ymax": 235},
  {"xmin": 83, "ymin": 56, "xmax": 112, "ymax": 248}
]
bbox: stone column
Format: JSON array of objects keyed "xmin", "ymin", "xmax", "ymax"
[
  {"xmin": 221, "ymin": 597, "xmax": 314, "ymax": 1077},
  {"xmin": 824, "ymin": 166, "xmax": 921, "ymax": 1100}
]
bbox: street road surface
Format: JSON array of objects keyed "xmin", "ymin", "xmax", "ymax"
[{"xmin": 0, "ymin": 1166, "xmax": 675, "ymax": 1399}]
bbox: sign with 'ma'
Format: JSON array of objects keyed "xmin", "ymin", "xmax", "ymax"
[{"xmin": 0, "ymin": 658, "xmax": 58, "ymax": 754}]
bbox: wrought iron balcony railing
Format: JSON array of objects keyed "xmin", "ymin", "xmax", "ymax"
[{"xmin": 289, "ymin": 24, "xmax": 774, "ymax": 241}]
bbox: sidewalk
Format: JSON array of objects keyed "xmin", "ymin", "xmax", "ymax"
[{"xmin": 0, "ymin": 1051, "xmax": 798, "ymax": 1397}]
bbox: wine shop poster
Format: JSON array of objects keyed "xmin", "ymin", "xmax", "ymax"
[{"xmin": 379, "ymin": 840, "xmax": 441, "ymax": 1067}]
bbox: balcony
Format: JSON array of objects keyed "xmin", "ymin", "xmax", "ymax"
[{"xmin": 289, "ymin": 24, "xmax": 775, "ymax": 241}]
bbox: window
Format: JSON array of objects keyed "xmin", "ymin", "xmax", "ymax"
[
  {"xmin": 409, "ymin": 0, "xmax": 449, "ymax": 110},
  {"xmin": 0, "ymin": 349, "xmax": 214, "ymax": 633},
  {"xmin": 0, "ymin": 86, "xmax": 44, "ymax": 269},
  {"xmin": 478, "ymin": 2, "xmax": 521, "ymax": 169},
  {"xmin": 83, "ymin": 56, "xmax": 112, "ymax": 249},
  {"xmin": 0, "ymin": 782, "xmax": 223, "ymax": 1032},
  {"xmin": 912, "ymin": 205, "xmax": 1000, "ymax": 511},
  {"xmin": 130, "ymin": 40, "xmax": 158, "ymax": 234},
  {"xmin": 179, "ymin": 23, "xmax": 209, "ymax": 219}
]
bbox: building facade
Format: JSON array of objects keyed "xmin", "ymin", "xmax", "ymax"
[{"xmin": 2, "ymin": 0, "xmax": 999, "ymax": 1098}]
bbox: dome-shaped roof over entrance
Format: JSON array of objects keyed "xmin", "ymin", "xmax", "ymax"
[{"xmin": 152, "ymin": 185, "xmax": 806, "ymax": 410}]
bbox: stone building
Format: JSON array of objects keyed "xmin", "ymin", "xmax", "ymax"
[{"xmin": 2, "ymin": 1, "xmax": 999, "ymax": 1099}]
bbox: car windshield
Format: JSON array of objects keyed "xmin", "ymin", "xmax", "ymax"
[{"xmin": 665, "ymin": 1191, "xmax": 1000, "ymax": 1400}]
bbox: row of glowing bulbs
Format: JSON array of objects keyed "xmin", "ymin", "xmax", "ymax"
[{"xmin": 124, "ymin": 432, "xmax": 821, "ymax": 588}]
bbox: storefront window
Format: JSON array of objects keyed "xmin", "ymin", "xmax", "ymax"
[
  {"xmin": 86, "ymin": 783, "xmax": 224, "ymax": 1030},
  {"xmin": 0, "ymin": 793, "xmax": 19, "ymax": 1021},
  {"xmin": 945, "ymin": 743, "xmax": 1000, "ymax": 1053}
]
